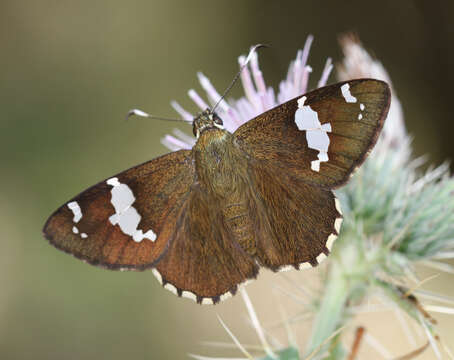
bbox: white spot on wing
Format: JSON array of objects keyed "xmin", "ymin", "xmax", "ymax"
[
  {"xmin": 334, "ymin": 198, "xmax": 343, "ymax": 215},
  {"xmin": 341, "ymin": 83, "xmax": 357, "ymax": 103},
  {"xmin": 107, "ymin": 177, "xmax": 157, "ymax": 243},
  {"xmin": 278, "ymin": 265, "xmax": 293, "ymax": 272},
  {"xmin": 316, "ymin": 252, "xmax": 327, "ymax": 263},
  {"xmin": 202, "ymin": 298, "xmax": 214, "ymax": 305},
  {"xmin": 298, "ymin": 262, "xmax": 312, "ymax": 270},
  {"xmin": 358, "ymin": 103, "xmax": 366, "ymax": 121},
  {"xmin": 326, "ymin": 234, "xmax": 337, "ymax": 251},
  {"xmin": 335, "ymin": 218, "xmax": 343, "ymax": 234},
  {"xmin": 277, "ymin": 262, "xmax": 312, "ymax": 271},
  {"xmin": 67, "ymin": 201, "xmax": 82, "ymax": 223},
  {"xmin": 152, "ymin": 269, "xmax": 163, "ymax": 284},
  {"xmin": 295, "ymin": 96, "xmax": 332, "ymax": 172},
  {"xmin": 150, "ymin": 276, "xmax": 254, "ymax": 305},
  {"xmin": 182, "ymin": 291, "xmax": 197, "ymax": 301},
  {"xmin": 106, "ymin": 178, "xmax": 120, "ymax": 187},
  {"xmin": 68, "ymin": 201, "xmax": 87, "ymax": 238},
  {"xmin": 164, "ymin": 283, "xmax": 178, "ymax": 295},
  {"xmin": 220, "ymin": 292, "xmax": 232, "ymax": 302}
]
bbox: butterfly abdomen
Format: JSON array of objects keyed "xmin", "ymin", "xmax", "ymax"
[
  {"xmin": 222, "ymin": 201, "xmax": 256, "ymax": 256},
  {"xmin": 193, "ymin": 129, "xmax": 247, "ymax": 194}
]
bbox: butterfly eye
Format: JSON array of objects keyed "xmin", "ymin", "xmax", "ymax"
[{"xmin": 213, "ymin": 113, "xmax": 223, "ymax": 126}]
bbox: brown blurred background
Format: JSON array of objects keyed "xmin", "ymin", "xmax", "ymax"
[{"xmin": 1, "ymin": 1, "xmax": 453, "ymax": 359}]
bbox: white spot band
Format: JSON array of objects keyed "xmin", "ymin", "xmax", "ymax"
[
  {"xmin": 107, "ymin": 177, "xmax": 157, "ymax": 243},
  {"xmin": 295, "ymin": 96, "xmax": 332, "ymax": 172},
  {"xmin": 341, "ymin": 83, "xmax": 357, "ymax": 103},
  {"xmin": 67, "ymin": 201, "xmax": 82, "ymax": 223},
  {"xmin": 68, "ymin": 201, "xmax": 87, "ymax": 239}
]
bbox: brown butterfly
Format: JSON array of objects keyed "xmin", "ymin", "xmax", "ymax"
[{"xmin": 43, "ymin": 77, "xmax": 390, "ymax": 304}]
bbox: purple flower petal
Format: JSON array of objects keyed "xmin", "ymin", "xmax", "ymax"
[{"xmin": 164, "ymin": 35, "xmax": 332, "ymax": 151}]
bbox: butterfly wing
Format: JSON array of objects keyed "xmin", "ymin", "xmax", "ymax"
[
  {"xmin": 234, "ymin": 79, "xmax": 391, "ymax": 188},
  {"xmin": 153, "ymin": 185, "xmax": 260, "ymax": 304},
  {"xmin": 43, "ymin": 150, "xmax": 195, "ymax": 270},
  {"xmin": 247, "ymin": 161, "xmax": 342, "ymax": 271},
  {"xmin": 232, "ymin": 79, "xmax": 390, "ymax": 270}
]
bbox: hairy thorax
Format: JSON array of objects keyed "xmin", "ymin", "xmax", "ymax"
[{"xmin": 193, "ymin": 129, "xmax": 248, "ymax": 197}]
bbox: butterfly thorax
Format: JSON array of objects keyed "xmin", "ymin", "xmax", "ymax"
[{"xmin": 193, "ymin": 127, "xmax": 248, "ymax": 195}]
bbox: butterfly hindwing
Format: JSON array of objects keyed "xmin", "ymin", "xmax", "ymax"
[
  {"xmin": 43, "ymin": 150, "xmax": 195, "ymax": 269},
  {"xmin": 153, "ymin": 185, "xmax": 260, "ymax": 304},
  {"xmin": 247, "ymin": 161, "xmax": 342, "ymax": 271},
  {"xmin": 234, "ymin": 79, "xmax": 391, "ymax": 189}
]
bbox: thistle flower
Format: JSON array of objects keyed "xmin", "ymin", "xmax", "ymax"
[
  {"xmin": 306, "ymin": 37, "xmax": 454, "ymax": 359},
  {"xmin": 163, "ymin": 36, "xmax": 454, "ymax": 359},
  {"xmin": 316, "ymin": 35, "xmax": 454, "ymax": 358},
  {"xmin": 161, "ymin": 35, "xmax": 334, "ymax": 152}
]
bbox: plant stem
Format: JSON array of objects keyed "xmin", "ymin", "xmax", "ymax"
[{"xmin": 305, "ymin": 261, "xmax": 350, "ymax": 356}]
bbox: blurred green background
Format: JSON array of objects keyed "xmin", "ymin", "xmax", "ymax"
[{"xmin": 1, "ymin": 1, "xmax": 453, "ymax": 359}]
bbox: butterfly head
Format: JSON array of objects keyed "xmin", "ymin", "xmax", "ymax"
[{"xmin": 193, "ymin": 109, "xmax": 224, "ymax": 138}]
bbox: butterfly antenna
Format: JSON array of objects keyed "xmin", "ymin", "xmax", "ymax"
[
  {"xmin": 126, "ymin": 109, "xmax": 191, "ymax": 123},
  {"xmin": 211, "ymin": 44, "xmax": 269, "ymax": 114}
]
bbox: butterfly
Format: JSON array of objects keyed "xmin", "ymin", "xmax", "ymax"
[{"xmin": 43, "ymin": 76, "xmax": 390, "ymax": 304}]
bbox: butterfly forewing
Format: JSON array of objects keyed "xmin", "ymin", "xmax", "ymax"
[
  {"xmin": 43, "ymin": 150, "xmax": 195, "ymax": 269},
  {"xmin": 234, "ymin": 79, "xmax": 391, "ymax": 189}
]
